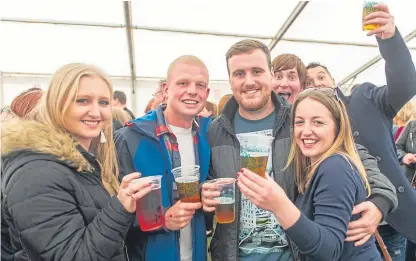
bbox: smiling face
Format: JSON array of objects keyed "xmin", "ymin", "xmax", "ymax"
[
  {"xmin": 294, "ymin": 97, "xmax": 336, "ymax": 164},
  {"xmin": 63, "ymin": 76, "xmax": 111, "ymax": 150},
  {"xmin": 272, "ymin": 66, "xmax": 303, "ymax": 104},
  {"xmin": 228, "ymin": 49, "xmax": 273, "ymax": 113},
  {"xmin": 305, "ymin": 65, "xmax": 336, "ymax": 88},
  {"xmin": 164, "ymin": 59, "xmax": 210, "ymax": 124}
]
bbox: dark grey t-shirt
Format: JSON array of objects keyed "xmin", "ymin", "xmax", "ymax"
[{"xmin": 234, "ymin": 110, "xmax": 292, "ymax": 261}]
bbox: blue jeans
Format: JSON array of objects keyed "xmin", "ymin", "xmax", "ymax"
[{"xmin": 377, "ymin": 225, "xmax": 407, "ymax": 261}]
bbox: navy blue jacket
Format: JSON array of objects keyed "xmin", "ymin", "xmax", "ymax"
[
  {"xmin": 114, "ymin": 108, "xmax": 211, "ymax": 261},
  {"xmin": 286, "ymin": 155, "xmax": 382, "ymax": 261},
  {"xmin": 340, "ymin": 29, "xmax": 416, "ymax": 243}
]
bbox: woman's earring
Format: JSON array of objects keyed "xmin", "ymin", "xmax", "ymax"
[{"xmin": 100, "ymin": 130, "xmax": 107, "ymax": 144}]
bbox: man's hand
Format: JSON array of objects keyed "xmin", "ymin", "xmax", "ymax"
[
  {"xmin": 402, "ymin": 153, "xmax": 416, "ymax": 165},
  {"xmin": 164, "ymin": 201, "xmax": 202, "ymax": 230},
  {"xmin": 201, "ymin": 182, "xmax": 221, "ymax": 212},
  {"xmin": 346, "ymin": 201, "xmax": 383, "ymax": 246},
  {"xmin": 363, "ymin": 4, "xmax": 395, "ymax": 39}
]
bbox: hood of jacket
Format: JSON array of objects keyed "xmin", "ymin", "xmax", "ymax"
[{"xmin": 1, "ymin": 119, "xmax": 94, "ymax": 190}]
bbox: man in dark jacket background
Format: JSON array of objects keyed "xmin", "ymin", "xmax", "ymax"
[{"xmin": 304, "ymin": 4, "xmax": 416, "ymax": 259}]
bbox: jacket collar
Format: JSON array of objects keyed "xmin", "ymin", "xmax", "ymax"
[{"xmin": 1, "ymin": 119, "xmax": 93, "ymax": 173}]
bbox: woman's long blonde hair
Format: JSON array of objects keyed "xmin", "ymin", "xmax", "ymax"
[
  {"xmin": 35, "ymin": 63, "xmax": 119, "ymax": 195},
  {"xmin": 394, "ymin": 101, "xmax": 416, "ymax": 126},
  {"xmin": 112, "ymin": 106, "xmax": 130, "ymax": 126},
  {"xmin": 285, "ymin": 90, "xmax": 370, "ymax": 196}
]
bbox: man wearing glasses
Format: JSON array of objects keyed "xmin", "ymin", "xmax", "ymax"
[{"xmin": 152, "ymin": 79, "xmax": 168, "ymax": 109}]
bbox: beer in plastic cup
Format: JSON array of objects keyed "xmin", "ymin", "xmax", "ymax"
[
  {"xmin": 362, "ymin": 1, "xmax": 383, "ymax": 31},
  {"xmin": 239, "ymin": 134, "xmax": 273, "ymax": 178},
  {"xmin": 135, "ymin": 175, "xmax": 164, "ymax": 231},
  {"xmin": 241, "ymin": 152, "xmax": 269, "ymax": 178},
  {"xmin": 172, "ymin": 165, "xmax": 201, "ymax": 203},
  {"xmin": 211, "ymin": 178, "xmax": 235, "ymax": 224}
]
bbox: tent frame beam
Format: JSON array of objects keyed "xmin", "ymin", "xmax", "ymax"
[
  {"xmin": 268, "ymin": 1, "xmax": 309, "ymax": 51},
  {"xmin": 4, "ymin": 17, "xmax": 416, "ymax": 50},
  {"xmin": 339, "ymin": 29, "xmax": 416, "ymax": 89},
  {"xmin": 123, "ymin": 1, "xmax": 136, "ymax": 93}
]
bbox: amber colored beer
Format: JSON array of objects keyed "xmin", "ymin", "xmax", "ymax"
[
  {"xmin": 175, "ymin": 176, "xmax": 201, "ymax": 203},
  {"xmin": 215, "ymin": 197, "xmax": 235, "ymax": 224},
  {"xmin": 241, "ymin": 156, "xmax": 268, "ymax": 178},
  {"xmin": 362, "ymin": 1, "xmax": 381, "ymax": 31}
]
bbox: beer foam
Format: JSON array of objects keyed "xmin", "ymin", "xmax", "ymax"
[
  {"xmin": 217, "ymin": 197, "xmax": 235, "ymax": 204},
  {"xmin": 175, "ymin": 176, "xmax": 199, "ymax": 183}
]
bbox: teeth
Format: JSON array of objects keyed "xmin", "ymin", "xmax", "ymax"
[
  {"xmin": 245, "ymin": 90, "xmax": 257, "ymax": 94},
  {"xmin": 304, "ymin": 139, "xmax": 316, "ymax": 144},
  {"xmin": 183, "ymin": 100, "xmax": 197, "ymax": 104},
  {"xmin": 83, "ymin": 121, "xmax": 99, "ymax": 125}
]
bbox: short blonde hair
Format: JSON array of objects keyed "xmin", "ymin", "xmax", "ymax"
[{"xmin": 167, "ymin": 55, "xmax": 209, "ymax": 81}]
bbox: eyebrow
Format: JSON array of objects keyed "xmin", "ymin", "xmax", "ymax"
[{"xmin": 77, "ymin": 94, "xmax": 110, "ymax": 100}]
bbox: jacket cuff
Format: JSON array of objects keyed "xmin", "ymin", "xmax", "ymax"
[
  {"xmin": 109, "ymin": 196, "xmax": 136, "ymax": 219},
  {"xmin": 367, "ymin": 196, "xmax": 392, "ymax": 221}
]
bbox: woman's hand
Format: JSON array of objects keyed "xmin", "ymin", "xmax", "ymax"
[{"xmin": 117, "ymin": 172, "xmax": 153, "ymax": 213}]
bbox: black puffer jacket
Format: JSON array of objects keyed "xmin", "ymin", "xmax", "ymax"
[{"xmin": 1, "ymin": 119, "xmax": 134, "ymax": 261}]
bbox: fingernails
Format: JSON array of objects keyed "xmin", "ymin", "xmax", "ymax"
[{"xmin": 240, "ymin": 168, "xmax": 244, "ymax": 173}]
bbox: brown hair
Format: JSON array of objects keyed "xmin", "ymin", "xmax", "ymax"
[
  {"xmin": 113, "ymin": 90, "xmax": 127, "ymax": 105},
  {"xmin": 10, "ymin": 88, "xmax": 43, "ymax": 118},
  {"xmin": 205, "ymin": 101, "xmax": 218, "ymax": 117},
  {"xmin": 272, "ymin": 54, "xmax": 307, "ymax": 89},
  {"xmin": 218, "ymin": 94, "xmax": 233, "ymax": 114},
  {"xmin": 285, "ymin": 90, "xmax": 370, "ymax": 196},
  {"xmin": 306, "ymin": 62, "xmax": 333, "ymax": 78},
  {"xmin": 226, "ymin": 39, "xmax": 271, "ymax": 75}
]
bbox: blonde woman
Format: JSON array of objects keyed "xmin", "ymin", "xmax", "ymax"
[
  {"xmin": 236, "ymin": 88, "xmax": 381, "ymax": 260},
  {"xmin": 1, "ymin": 63, "xmax": 152, "ymax": 261},
  {"xmin": 393, "ymin": 101, "xmax": 416, "ymax": 141},
  {"xmin": 112, "ymin": 106, "xmax": 130, "ymax": 131}
]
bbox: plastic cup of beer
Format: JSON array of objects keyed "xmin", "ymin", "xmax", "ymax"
[
  {"xmin": 211, "ymin": 178, "xmax": 236, "ymax": 224},
  {"xmin": 135, "ymin": 175, "xmax": 164, "ymax": 232},
  {"xmin": 241, "ymin": 152, "xmax": 269, "ymax": 178},
  {"xmin": 172, "ymin": 165, "xmax": 201, "ymax": 203},
  {"xmin": 362, "ymin": 1, "xmax": 383, "ymax": 31},
  {"xmin": 239, "ymin": 134, "xmax": 272, "ymax": 178}
]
